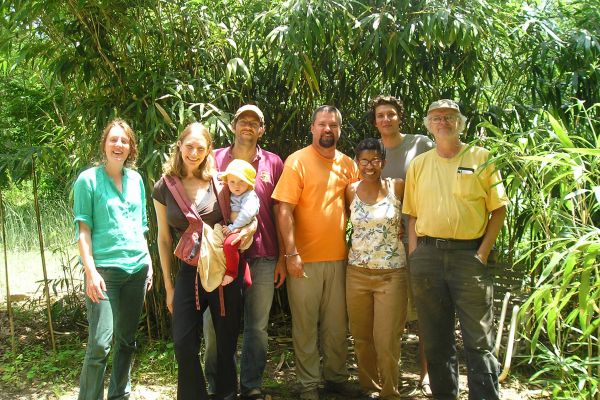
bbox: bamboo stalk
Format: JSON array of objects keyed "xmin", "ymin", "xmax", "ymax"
[
  {"xmin": 144, "ymin": 300, "xmax": 152, "ymax": 342},
  {"xmin": 589, "ymin": 310, "xmax": 594, "ymax": 400},
  {"xmin": 590, "ymin": 326, "xmax": 600, "ymax": 400},
  {"xmin": 0, "ymin": 189, "xmax": 16, "ymax": 353},
  {"xmin": 32, "ymin": 156, "xmax": 56, "ymax": 351}
]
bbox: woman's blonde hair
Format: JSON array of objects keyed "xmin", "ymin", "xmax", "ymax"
[
  {"xmin": 163, "ymin": 122, "xmax": 214, "ymax": 180},
  {"xmin": 100, "ymin": 118, "xmax": 138, "ymax": 167}
]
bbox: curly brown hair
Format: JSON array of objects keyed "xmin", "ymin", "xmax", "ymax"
[
  {"xmin": 367, "ymin": 95, "xmax": 405, "ymax": 127},
  {"xmin": 99, "ymin": 118, "xmax": 138, "ymax": 168},
  {"xmin": 162, "ymin": 122, "xmax": 214, "ymax": 180}
]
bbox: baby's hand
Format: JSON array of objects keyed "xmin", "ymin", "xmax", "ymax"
[
  {"xmin": 221, "ymin": 225, "xmax": 232, "ymax": 236},
  {"xmin": 221, "ymin": 275, "xmax": 234, "ymax": 286}
]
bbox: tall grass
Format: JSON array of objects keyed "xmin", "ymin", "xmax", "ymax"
[
  {"xmin": 0, "ymin": 181, "xmax": 73, "ymax": 252},
  {"xmin": 483, "ymin": 101, "xmax": 599, "ymax": 398}
]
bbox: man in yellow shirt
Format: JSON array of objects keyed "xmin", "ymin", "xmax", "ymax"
[
  {"xmin": 272, "ymin": 105, "xmax": 360, "ymax": 400},
  {"xmin": 403, "ymin": 99, "xmax": 508, "ymax": 400}
]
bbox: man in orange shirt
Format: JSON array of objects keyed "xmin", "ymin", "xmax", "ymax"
[{"xmin": 272, "ymin": 105, "xmax": 360, "ymax": 400}]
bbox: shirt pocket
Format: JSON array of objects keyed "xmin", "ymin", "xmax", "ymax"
[{"xmin": 453, "ymin": 173, "xmax": 481, "ymax": 201}]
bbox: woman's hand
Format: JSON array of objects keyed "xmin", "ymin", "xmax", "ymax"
[
  {"xmin": 165, "ymin": 286, "xmax": 174, "ymax": 314},
  {"xmin": 78, "ymin": 221, "xmax": 107, "ymax": 303},
  {"xmin": 231, "ymin": 217, "xmax": 257, "ymax": 249},
  {"xmin": 86, "ymin": 268, "xmax": 107, "ymax": 303},
  {"xmin": 146, "ymin": 264, "xmax": 153, "ymax": 292}
]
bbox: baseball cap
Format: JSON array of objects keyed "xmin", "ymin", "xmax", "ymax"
[
  {"xmin": 233, "ymin": 105, "xmax": 264, "ymax": 125},
  {"xmin": 427, "ymin": 99, "xmax": 461, "ymax": 114}
]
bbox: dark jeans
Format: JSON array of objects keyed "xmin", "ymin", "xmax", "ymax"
[
  {"xmin": 172, "ymin": 262, "xmax": 241, "ymax": 400},
  {"xmin": 79, "ymin": 265, "xmax": 148, "ymax": 400},
  {"xmin": 410, "ymin": 245, "xmax": 500, "ymax": 400}
]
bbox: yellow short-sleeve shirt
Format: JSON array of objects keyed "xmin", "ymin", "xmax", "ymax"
[{"xmin": 403, "ymin": 145, "xmax": 508, "ymax": 239}]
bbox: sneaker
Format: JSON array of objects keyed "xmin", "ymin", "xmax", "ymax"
[
  {"xmin": 324, "ymin": 380, "xmax": 365, "ymax": 398},
  {"xmin": 361, "ymin": 392, "xmax": 380, "ymax": 399},
  {"xmin": 299, "ymin": 388, "xmax": 319, "ymax": 400},
  {"xmin": 241, "ymin": 388, "xmax": 266, "ymax": 400}
]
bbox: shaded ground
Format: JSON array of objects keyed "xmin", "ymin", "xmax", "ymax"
[
  {"xmin": 0, "ymin": 319, "xmax": 549, "ymax": 400},
  {"xmin": 0, "ymin": 253, "xmax": 548, "ymax": 399}
]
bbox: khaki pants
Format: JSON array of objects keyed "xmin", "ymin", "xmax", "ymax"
[
  {"xmin": 346, "ymin": 266, "xmax": 408, "ymax": 400},
  {"xmin": 287, "ymin": 260, "xmax": 349, "ymax": 391}
]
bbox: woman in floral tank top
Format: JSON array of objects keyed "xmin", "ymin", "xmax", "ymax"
[{"xmin": 345, "ymin": 138, "xmax": 409, "ymax": 400}]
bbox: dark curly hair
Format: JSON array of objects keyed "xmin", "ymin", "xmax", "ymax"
[
  {"xmin": 355, "ymin": 137, "xmax": 386, "ymax": 161},
  {"xmin": 367, "ymin": 95, "xmax": 405, "ymax": 127}
]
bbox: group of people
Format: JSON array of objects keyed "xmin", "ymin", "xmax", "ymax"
[{"xmin": 73, "ymin": 96, "xmax": 508, "ymax": 400}]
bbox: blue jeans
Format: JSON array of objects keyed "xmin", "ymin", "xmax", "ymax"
[
  {"xmin": 78, "ymin": 265, "xmax": 148, "ymax": 400},
  {"xmin": 410, "ymin": 245, "xmax": 499, "ymax": 400},
  {"xmin": 204, "ymin": 257, "xmax": 276, "ymax": 395}
]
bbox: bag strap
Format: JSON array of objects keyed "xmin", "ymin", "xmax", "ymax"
[
  {"xmin": 164, "ymin": 175, "xmax": 202, "ymax": 224},
  {"xmin": 211, "ymin": 174, "xmax": 231, "ymax": 223}
]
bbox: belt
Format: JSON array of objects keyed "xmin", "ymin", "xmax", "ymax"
[{"xmin": 418, "ymin": 236, "xmax": 481, "ymax": 250}]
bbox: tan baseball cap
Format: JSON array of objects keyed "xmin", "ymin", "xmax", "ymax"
[
  {"xmin": 427, "ymin": 99, "xmax": 460, "ymax": 114},
  {"xmin": 233, "ymin": 104, "xmax": 265, "ymax": 125}
]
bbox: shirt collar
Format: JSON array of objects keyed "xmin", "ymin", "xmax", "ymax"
[{"xmin": 225, "ymin": 144, "xmax": 262, "ymax": 163}]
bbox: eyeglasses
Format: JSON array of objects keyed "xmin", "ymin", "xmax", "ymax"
[
  {"xmin": 237, "ymin": 119, "xmax": 262, "ymax": 129},
  {"xmin": 358, "ymin": 159, "xmax": 383, "ymax": 167},
  {"xmin": 429, "ymin": 115, "xmax": 459, "ymax": 123}
]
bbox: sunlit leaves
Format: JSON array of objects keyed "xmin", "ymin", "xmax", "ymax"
[{"xmin": 486, "ymin": 101, "xmax": 599, "ymax": 396}]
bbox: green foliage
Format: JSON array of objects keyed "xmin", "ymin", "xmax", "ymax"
[
  {"xmin": 483, "ymin": 101, "xmax": 599, "ymax": 397},
  {"xmin": 0, "ymin": 335, "xmax": 84, "ymax": 391},
  {"xmin": 132, "ymin": 339, "xmax": 177, "ymax": 385},
  {"xmin": 0, "ymin": 182, "xmax": 72, "ymax": 250},
  {"xmin": 1, "ymin": 0, "xmax": 599, "ymax": 393}
]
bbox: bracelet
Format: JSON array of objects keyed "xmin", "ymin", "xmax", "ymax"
[{"xmin": 284, "ymin": 253, "xmax": 299, "ymax": 259}]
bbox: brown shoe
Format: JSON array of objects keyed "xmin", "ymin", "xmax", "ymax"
[
  {"xmin": 300, "ymin": 388, "xmax": 319, "ymax": 400},
  {"xmin": 324, "ymin": 380, "xmax": 365, "ymax": 398}
]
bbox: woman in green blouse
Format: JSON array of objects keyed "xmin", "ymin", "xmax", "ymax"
[{"xmin": 73, "ymin": 119, "xmax": 152, "ymax": 399}]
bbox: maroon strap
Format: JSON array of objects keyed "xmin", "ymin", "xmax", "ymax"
[
  {"xmin": 164, "ymin": 175, "xmax": 203, "ymax": 310},
  {"xmin": 164, "ymin": 175, "xmax": 203, "ymax": 226},
  {"xmin": 211, "ymin": 175, "xmax": 231, "ymax": 223},
  {"xmin": 219, "ymin": 286, "xmax": 226, "ymax": 316}
]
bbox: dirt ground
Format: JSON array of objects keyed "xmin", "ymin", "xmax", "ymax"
[
  {"xmin": 1, "ymin": 329, "xmax": 549, "ymax": 400},
  {"xmin": 0, "ymin": 253, "xmax": 548, "ymax": 399}
]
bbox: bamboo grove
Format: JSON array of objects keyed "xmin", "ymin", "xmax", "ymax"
[{"xmin": 0, "ymin": 0, "xmax": 598, "ymax": 397}]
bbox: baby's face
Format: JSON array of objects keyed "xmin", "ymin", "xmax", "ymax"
[{"xmin": 226, "ymin": 175, "xmax": 251, "ymax": 196}]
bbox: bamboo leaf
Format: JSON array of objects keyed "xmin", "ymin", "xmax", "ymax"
[
  {"xmin": 561, "ymin": 252, "xmax": 576, "ymax": 285},
  {"xmin": 546, "ymin": 306, "xmax": 557, "ymax": 344},
  {"xmin": 154, "ymin": 102, "xmax": 173, "ymax": 125},
  {"xmin": 301, "ymin": 54, "xmax": 320, "ymax": 95},
  {"xmin": 564, "ymin": 148, "xmax": 600, "ymax": 156},
  {"xmin": 546, "ymin": 112, "xmax": 574, "ymax": 148},
  {"xmin": 538, "ymin": 251, "xmax": 564, "ymax": 286}
]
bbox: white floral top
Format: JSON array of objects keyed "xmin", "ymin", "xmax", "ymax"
[{"xmin": 348, "ymin": 179, "xmax": 406, "ymax": 269}]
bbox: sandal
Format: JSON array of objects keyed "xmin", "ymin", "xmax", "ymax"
[
  {"xmin": 241, "ymin": 389, "xmax": 268, "ymax": 400},
  {"xmin": 399, "ymin": 384, "xmax": 419, "ymax": 397},
  {"xmin": 420, "ymin": 382, "xmax": 433, "ymax": 398}
]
